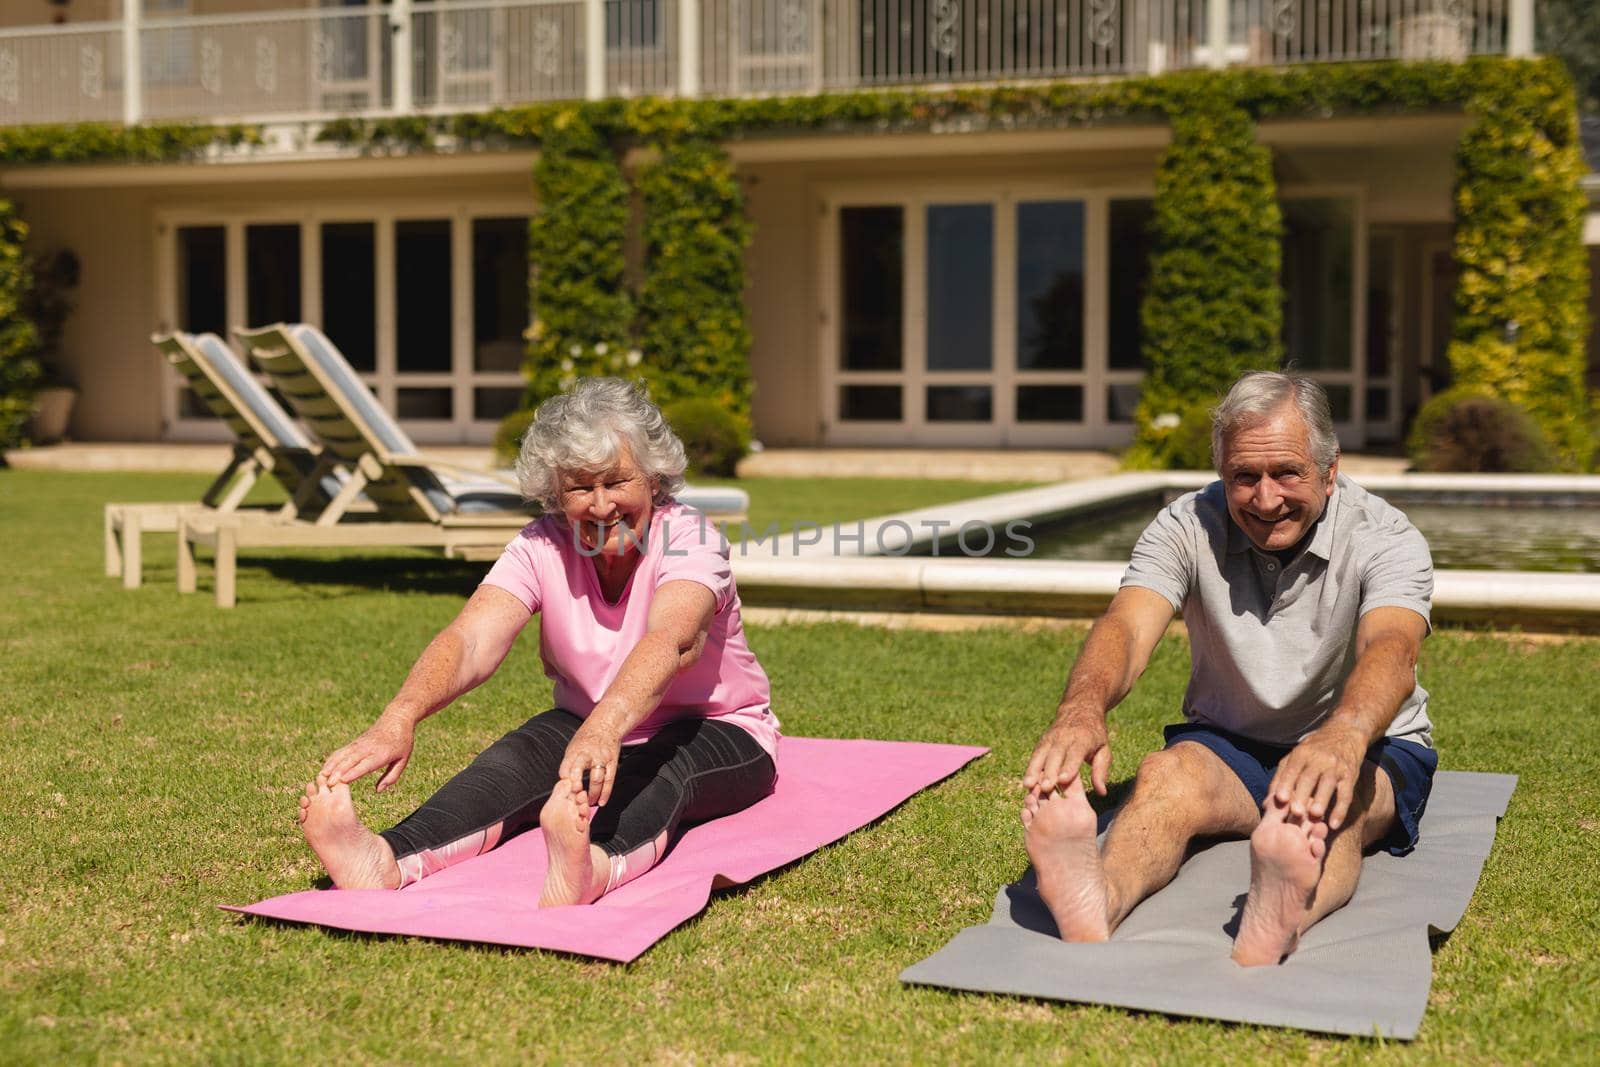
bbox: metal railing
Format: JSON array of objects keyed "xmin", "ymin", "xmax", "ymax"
[{"xmin": 0, "ymin": 0, "xmax": 1533, "ymax": 127}]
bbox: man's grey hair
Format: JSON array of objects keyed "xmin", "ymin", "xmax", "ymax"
[
  {"xmin": 1211, "ymin": 371, "xmax": 1339, "ymax": 477},
  {"xmin": 515, "ymin": 377, "xmax": 688, "ymax": 510}
]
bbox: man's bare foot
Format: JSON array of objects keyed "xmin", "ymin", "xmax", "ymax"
[
  {"xmin": 1022, "ymin": 777, "xmax": 1111, "ymax": 941},
  {"xmin": 538, "ymin": 781, "xmax": 604, "ymax": 907},
  {"xmin": 1232, "ymin": 796, "xmax": 1329, "ymax": 966},
  {"xmin": 299, "ymin": 776, "xmax": 401, "ymax": 890}
]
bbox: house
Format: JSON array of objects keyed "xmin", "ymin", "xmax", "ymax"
[{"xmin": 0, "ymin": 0, "xmax": 1589, "ymax": 453}]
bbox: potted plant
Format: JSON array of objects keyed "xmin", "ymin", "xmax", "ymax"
[{"xmin": 24, "ymin": 248, "xmax": 80, "ymax": 444}]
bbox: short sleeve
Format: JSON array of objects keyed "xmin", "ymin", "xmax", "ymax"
[
  {"xmin": 480, "ymin": 525, "xmax": 545, "ymax": 613},
  {"xmin": 656, "ymin": 508, "xmax": 733, "ymax": 613},
  {"xmin": 1120, "ymin": 500, "xmax": 1195, "ymax": 613},
  {"xmin": 1359, "ymin": 518, "xmax": 1433, "ymax": 630}
]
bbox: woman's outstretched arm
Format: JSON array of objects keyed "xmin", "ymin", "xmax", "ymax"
[
  {"xmin": 320, "ymin": 585, "xmax": 532, "ymax": 790},
  {"xmin": 557, "ymin": 579, "xmax": 716, "ymax": 807}
]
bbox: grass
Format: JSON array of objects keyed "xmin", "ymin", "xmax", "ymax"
[{"xmin": 0, "ymin": 470, "xmax": 1596, "ymax": 1064}]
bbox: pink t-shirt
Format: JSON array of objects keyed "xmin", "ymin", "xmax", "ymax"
[{"xmin": 481, "ymin": 501, "xmax": 780, "ymax": 762}]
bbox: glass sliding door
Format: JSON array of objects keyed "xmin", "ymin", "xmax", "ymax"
[
  {"xmin": 174, "ymin": 225, "xmax": 227, "ymax": 419},
  {"xmin": 1281, "ymin": 197, "xmax": 1356, "ymax": 425},
  {"xmin": 163, "ymin": 206, "xmax": 533, "ymax": 443},
  {"xmin": 245, "ymin": 224, "xmax": 301, "ymax": 329},
  {"xmin": 837, "ymin": 205, "xmax": 905, "ymax": 423},
  {"xmin": 471, "ymin": 217, "xmax": 531, "ymax": 422},
  {"xmin": 320, "ymin": 221, "xmax": 377, "ymax": 372},
  {"xmin": 925, "ymin": 202, "xmax": 993, "ymax": 424},
  {"xmin": 825, "ymin": 189, "xmax": 1117, "ymax": 446},
  {"xmin": 1014, "ymin": 199, "xmax": 1086, "ymax": 430},
  {"xmin": 394, "ymin": 218, "xmax": 454, "ymax": 420}
]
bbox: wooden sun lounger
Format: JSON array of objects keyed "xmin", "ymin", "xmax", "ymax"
[{"xmin": 106, "ymin": 332, "xmax": 352, "ymax": 588}]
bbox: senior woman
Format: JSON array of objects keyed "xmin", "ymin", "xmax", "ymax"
[{"xmin": 297, "ymin": 377, "xmax": 779, "ymax": 906}]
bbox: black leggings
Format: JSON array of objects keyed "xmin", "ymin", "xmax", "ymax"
[{"xmin": 379, "ymin": 709, "xmax": 776, "ymax": 889}]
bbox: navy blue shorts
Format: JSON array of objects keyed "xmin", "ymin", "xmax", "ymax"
[{"xmin": 1162, "ymin": 722, "xmax": 1439, "ymax": 856}]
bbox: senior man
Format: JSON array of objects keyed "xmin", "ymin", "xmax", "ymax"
[{"xmin": 1022, "ymin": 370, "xmax": 1437, "ymax": 966}]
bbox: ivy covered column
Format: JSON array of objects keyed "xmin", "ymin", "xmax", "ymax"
[
  {"xmin": 523, "ymin": 110, "xmax": 638, "ymax": 408},
  {"xmin": 1128, "ymin": 92, "xmax": 1283, "ymax": 469},
  {"xmin": 1449, "ymin": 62, "xmax": 1594, "ymax": 470},
  {"xmin": 635, "ymin": 136, "xmax": 754, "ymax": 429},
  {"xmin": 0, "ymin": 199, "xmax": 40, "ymax": 455}
]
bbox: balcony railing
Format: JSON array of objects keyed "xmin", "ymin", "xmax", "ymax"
[{"xmin": 0, "ymin": 0, "xmax": 1533, "ymax": 128}]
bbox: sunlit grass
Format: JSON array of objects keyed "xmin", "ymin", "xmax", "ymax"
[{"xmin": 0, "ymin": 470, "xmax": 1594, "ymax": 1063}]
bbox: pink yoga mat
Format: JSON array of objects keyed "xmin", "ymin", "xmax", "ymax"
[{"xmin": 226, "ymin": 737, "xmax": 986, "ymax": 962}]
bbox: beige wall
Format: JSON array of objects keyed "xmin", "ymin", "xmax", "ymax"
[
  {"xmin": 743, "ymin": 164, "xmax": 817, "ymax": 447},
  {"xmin": 16, "ymin": 183, "xmax": 160, "ymax": 438},
  {"xmin": 7, "ymin": 159, "xmax": 534, "ymax": 441}
]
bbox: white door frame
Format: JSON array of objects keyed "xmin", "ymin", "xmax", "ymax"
[{"xmin": 155, "ymin": 197, "xmax": 531, "ymax": 443}]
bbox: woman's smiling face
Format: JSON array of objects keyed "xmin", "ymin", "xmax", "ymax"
[
  {"xmin": 558, "ymin": 441, "xmax": 656, "ymax": 558},
  {"xmin": 1220, "ymin": 405, "xmax": 1337, "ymax": 553}
]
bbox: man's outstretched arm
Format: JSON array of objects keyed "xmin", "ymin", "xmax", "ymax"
[
  {"xmin": 1023, "ymin": 586, "xmax": 1175, "ymax": 796},
  {"xmin": 1269, "ymin": 605, "xmax": 1428, "ymax": 830}
]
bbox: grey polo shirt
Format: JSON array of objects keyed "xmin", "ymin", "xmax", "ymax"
[{"xmin": 1121, "ymin": 474, "xmax": 1433, "ymax": 748}]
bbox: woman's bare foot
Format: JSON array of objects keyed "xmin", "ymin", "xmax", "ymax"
[
  {"xmin": 298, "ymin": 776, "xmax": 401, "ymax": 890},
  {"xmin": 538, "ymin": 781, "xmax": 605, "ymax": 907},
  {"xmin": 1232, "ymin": 796, "xmax": 1329, "ymax": 966},
  {"xmin": 1022, "ymin": 777, "xmax": 1111, "ymax": 941}
]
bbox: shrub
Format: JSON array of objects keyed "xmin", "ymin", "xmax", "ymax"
[
  {"xmin": 1123, "ymin": 398, "xmax": 1215, "ymax": 471},
  {"xmin": 664, "ymin": 398, "xmax": 746, "ymax": 478},
  {"xmin": 636, "ymin": 138, "xmax": 754, "ymax": 424},
  {"xmin": 494, "ymin": 407, "xmax": 536, "ymax": 466},
  {"xmin": 1448, "ymin": 60, "xmax": 1593, "ymax": 470},
  {"xmin": 0, "ymin": 200, "xmax": 40, "ymax": 456},
  {"xmin": 1406, "ymin": 386, "xmax": 1557, "ymax": 472},
  {"xmin": 1129, "ymin": 94, "xmax": 1282, "ymax": 468},
  {"xmin": 523, "ymin": 109, "xmax": 638, "ymax": 410}
]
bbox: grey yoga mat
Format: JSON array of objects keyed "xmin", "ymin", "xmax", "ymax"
[{"xmin": 901, "ymin": 770, "xmax": 1516, "ymax": 1039}]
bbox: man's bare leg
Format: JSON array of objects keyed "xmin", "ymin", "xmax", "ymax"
[
  {"xmin": 1022, "ymin": 777, "xmax": 1109, "ymax": 939},
  {"xmin": 298, "ymin": 775, "xmax": 402, "ymax": 890},
  {"xmin": 1233, "ymin": 760, "xmax": 1396, "ymax": 965},
  {"xmin": 1023, "ymin": 742, "xmax": 1260, "ymax": 940}
]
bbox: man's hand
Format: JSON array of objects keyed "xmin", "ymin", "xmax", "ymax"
[
  {"xmin": 1023, "ymin": 706, "xmax": 1112, "ymax": 797},
  {"xmin": 560, "ymin": 719, "xmax": 624, "ymax": 807},
  {"xmin": 1269, "ymin": 723, "xmax": 1368, "ymax": 830},
  {"xmin": 319, "ymin": 711, "xmax": 416, "ymax": 792}
]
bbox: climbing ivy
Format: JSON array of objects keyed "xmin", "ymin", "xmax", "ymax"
[
  {"xmin": 635, "ymin": 137, "xmax": 753, "ymax": 429},
  {"xmin": 0, "ymin": 200, "xmax": 40, "ymax": 454}
]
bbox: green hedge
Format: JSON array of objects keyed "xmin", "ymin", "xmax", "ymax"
[
  {"xmin": 636, "ymin": 137, "xmax": 753, "ymax": 428},
  {"xmin": 522, "ymin": 109, "xmax": 639, "ymax": 409},
  {"xmin": 1127, "ymin": 94, "xmax": 1282, "ymax": 468},
  {"xmin": 0, "ymin": 199, "xmax": 40, "ymax": 454},
  {"xmin": 1448, "ymin": 61, "xmax": 1593, "ymax": 470}
]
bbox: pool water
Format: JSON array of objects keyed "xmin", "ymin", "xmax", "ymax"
[{"xmin": 973, "ymin": 497, "xmax": 1600, "ymax": 573}]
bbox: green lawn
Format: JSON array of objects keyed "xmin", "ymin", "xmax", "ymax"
[{"xmin": 0, "ymin": 471, "xmax": 1595, "ymax": 1063}]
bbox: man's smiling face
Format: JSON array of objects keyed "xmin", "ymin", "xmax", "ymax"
[{"xmin": 1220, "ymin": 404, "xmax": 1337, "ymax": 553}]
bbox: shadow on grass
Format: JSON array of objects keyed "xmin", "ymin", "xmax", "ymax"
[{"xmin": 246, "ymin": 555, "xmax": 490, "ymax": 600}]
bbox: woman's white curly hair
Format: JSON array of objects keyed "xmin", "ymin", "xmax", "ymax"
[{"xmin": 514, "ymin": 377, "xmax": 688, "ymax": 510}]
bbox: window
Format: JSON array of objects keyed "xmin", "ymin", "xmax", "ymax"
[
  {"xmin": 827, "ymin": 190, "xmax": 1107, "ymax": 443},
  {"xmin": 164, "ymin": 209, "xmax": 531, "ymax": 441}
]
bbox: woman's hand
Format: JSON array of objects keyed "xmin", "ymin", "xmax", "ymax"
[
  {"xmin": 560, "ymin": 719, "xmax": 623, "ymax": 807},
  {"xmin": 319, "ymin": 711, "xmax": 416, "ymax": 792}
]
